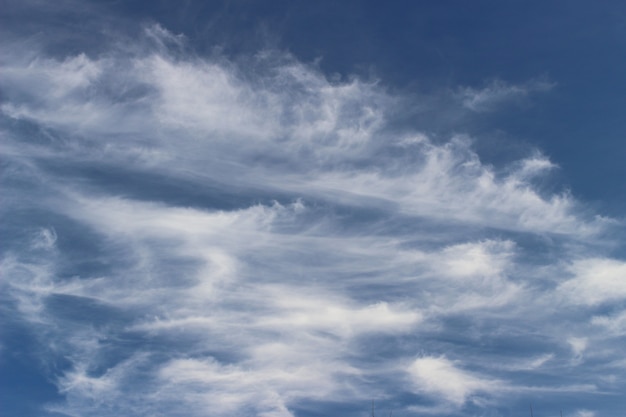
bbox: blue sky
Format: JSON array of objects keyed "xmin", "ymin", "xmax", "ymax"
[{"xmin": 1, "ymin": 1, "xmax": 625, "ymax": 416}]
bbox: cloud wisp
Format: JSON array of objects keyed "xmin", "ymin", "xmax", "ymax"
[
  {"xmin": 458, "ymin": 78, "xmax": 555, "ymax": 112},
  {"xmin": 1, "ymin": 21, "xmax": 625, "ymax": 417}
]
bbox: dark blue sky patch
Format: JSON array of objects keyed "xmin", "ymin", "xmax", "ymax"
[{"xmin": 0, "ymin": 317, "xmax": 65, "ymax": 417}]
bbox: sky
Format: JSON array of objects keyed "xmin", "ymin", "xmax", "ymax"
[{"xmin": 1, "ymin": 1, "xmax": 625, "ymax": 416}]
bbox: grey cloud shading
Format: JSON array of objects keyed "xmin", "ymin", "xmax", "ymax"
[{"xmin": 1, "ymin": 21, "xmax": 625, "ymax": 417}]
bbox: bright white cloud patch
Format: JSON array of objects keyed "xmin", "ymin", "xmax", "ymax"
[
  {"xmin": 1, "ymin": 21, "xmax": 624, "ymax": 417},
  {"xmin": 558, "ymin": 258, "xmax": 626, "ymax": 305},
  {"xmin": 408, "ymin": 356, "xmax": 499, "ymax": 406}
]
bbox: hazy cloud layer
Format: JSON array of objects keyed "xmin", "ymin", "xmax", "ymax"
[{"xmin": 1, "ymin": 20, "xmax": 625, "ymax": 417}]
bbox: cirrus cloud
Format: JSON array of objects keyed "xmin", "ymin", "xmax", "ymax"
[{"xmin": 1, "ymin": 18, "xmax": 625, "ymax": 417}]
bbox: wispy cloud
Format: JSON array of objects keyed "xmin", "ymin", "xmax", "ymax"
[
  {"xmin": 1, "ymin": 18, "xmax": 624, "ymax": 417},
  {"xmin": 458, "ymin": 78, "xmax": 555, "ymax": 112},
  {"xmin": 592, "ymin": 310, "xmax": 626, "ymax": 335},
  {"xmin": 558, "ymin": 258, "xmax": 626, "ymax": 305},
  {"xmin": 408, "ymin": 356, "xmax": 500, "ymax": 406},
  {"xmin": 573, "ymin": 410, "xmax": 596, "ymax": 417}
]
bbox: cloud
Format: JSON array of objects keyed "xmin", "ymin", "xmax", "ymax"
[
  {"xmin": 568, "ymin": 337, "xmax": 588, "ymax": 364},
  {"xmin": 255, "ymin": 292, "xmax": 422, "ymax": 338},
  {"xmin": 1, "ymin": 256, "xmax": 54, "ymax": 321},
  {"xmin": 573, "ymin": 410, "xmax": 596, "ymax": 417},
  {"xmin": 155, "ymin": 353, "xmax": 358, "ymax": 417},
  {"xmin": 2, "ymin": 194, "xmax": 420, "ymax": 415},
  {"xmin": 558, "ymin": 258, "xmax": 626, "ymax": 305},
  {"xmin": 0, "ymin": 29, "xmax": 604, "ymax": 238},
  {"xmin": 496, "ymin": 354, "xmax": 555, "ymax": 372},
  {"xmin": 31, "ymin": 228, "xmax": 58, "ymax": 250},
  {"xmin": 143, "ymin": 23, "xmax": 186, "ymax": 51},
  {"xmin": 458, "ymin": 78, "xmax": 555, "ymax": 112},
  {"xmin": 301, "ymin": 137, "xmax": 604, "ymax": 236},
  {"xmin": 1, "ymin": 19, "xmax": 625, "ymax": 417},
  {"xmin": 591, "ymin": 310, "xmax": 626, "ymax": 335},
  {"xmin": 408, "ymin": 356, "xmax": 500, "ymax": 406}
]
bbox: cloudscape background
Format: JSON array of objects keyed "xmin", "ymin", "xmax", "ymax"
[{"xmin": 1, "ymin": 1, "xmax": 625, "ymax": 416}]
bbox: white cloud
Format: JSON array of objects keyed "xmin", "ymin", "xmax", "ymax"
[
  {"xmin": 59, "ymin": 364, "xmax": 119, "ymax": 400},
  {"xmin": 413, "ymin": 240, "xmax": 522, "ymax": 312},
  {"xmin": 558, "ymin": 258, "xmax": 626, "ymax": 305},
  {"xmin": 0, "ymin": 32, "xmax": 603, "ymax": 237},
  {"xmin": 496, "ymin": 354, "xmax": 555, "ymax": 371},
  {"xmin": 156, "ymin": 358, "xmax": 297, "ymax": 417},
  {"xmin": 568, "ymin": 337, "xmax": 588, "ymax": 364},
  {"xmin": 591, "ymin": 310, "xmax": 626, "ymax": 335},
  {"xmin": 408, "ymin": 356, "xmax": 500, "ymax": 406},
  {"xmin": 31, "ymin": 227, "xmax": 57, "ymax": 250},
  {"xmin": 143, "ymin": 23, "xmax": 186, "ymax": 50},
  {"xmin": 459, "ymin": 78, "xmax": 554, "ymax": 112},
  {"xmin": 304, "ymin": 137, "xmax": 602, "ymax": 235},
  {"xmin": 436, "ymin": 240, "xmax": 513, "ymax": 279},
  {"xmin": 1, "ymin": 256, "xmax": 55, "ymax": 322},
  {"xmin": 573, "ymin": 410, "xmax": 596, "ymax": 417},
  {"xmin": 1, "ymin": 21, "xmax": 624, "ymax": 417},
  {"xmin": 255, "ymin": 290, "xmax": 422, "ymax": 337},
  {"xmin": 11, "ymin": 195, "xmax": 417, "ymax": 415}
]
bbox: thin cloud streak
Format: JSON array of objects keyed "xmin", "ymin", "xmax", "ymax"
[{"xmin": 458, "ymin": 78, "xmax": 555, "ymax": 112}]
